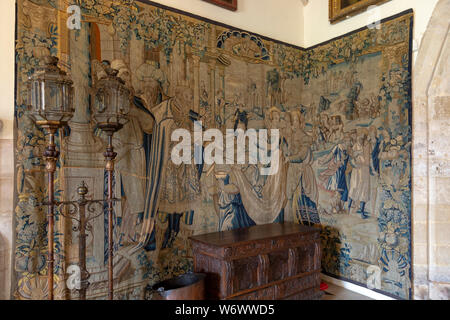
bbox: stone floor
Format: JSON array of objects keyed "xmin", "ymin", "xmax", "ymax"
[{"xmin": 321, "ymin": 282, "xmax": 374, "ymax": 300}]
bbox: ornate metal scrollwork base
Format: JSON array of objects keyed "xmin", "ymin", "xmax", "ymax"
[{"xmin": 56, "ymin": 181, "xmax": 120, "ymax": 300}]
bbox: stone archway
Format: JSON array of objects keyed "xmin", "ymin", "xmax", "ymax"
[{"xmin": 413, "ymin": 0, "xmax": 450, "ymax": 300}]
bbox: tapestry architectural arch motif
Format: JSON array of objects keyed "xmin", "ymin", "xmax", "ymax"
[{"xmin": 217, "ymin": 30, "xmax": 271, "ymax": 63}]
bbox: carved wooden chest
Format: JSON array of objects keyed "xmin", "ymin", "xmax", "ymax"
[{"xmin": 189, "ymin": 222, "xmax": 323, "ymax": 300}]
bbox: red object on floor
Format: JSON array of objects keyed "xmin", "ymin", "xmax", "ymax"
[{"xmin": 320, "ymin": 282, "xmax": 329, "ymax": 291}]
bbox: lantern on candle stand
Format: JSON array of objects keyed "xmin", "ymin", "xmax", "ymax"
[
  {"xmin": 92, "ymin": 65, "xmax": 130, "ymax": 300},
  {"xmin": 27, "ymin": 55, "xmax": 75, "ymax": 300},
  {"xmin": 92, "ymin": 66, "xmax": 130, "ymax": 134},
  {"xmin": 28, "ymin": 56, "xmax": 74, "ymax": 126}
]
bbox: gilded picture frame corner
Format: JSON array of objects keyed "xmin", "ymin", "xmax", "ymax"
[{"xmin": 329, "ymin": 0, "xmax": 391, "ymax": 24}]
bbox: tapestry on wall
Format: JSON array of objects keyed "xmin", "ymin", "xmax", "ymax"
[{"xmin": 14, "ymin": 0, "xmax": 413, "ymax": 300}]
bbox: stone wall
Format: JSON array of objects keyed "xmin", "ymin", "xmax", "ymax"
[{"xmin": 413, "ymin": 0, "xmax": 450, "ymax": 300}]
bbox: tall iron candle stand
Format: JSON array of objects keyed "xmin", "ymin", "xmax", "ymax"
[
  {"xmin": 27, "ymin": 56, "xmax": 75, "ymax": 300},
  {"xmin": 92, "ymin": 66, "xmax": 130, "ymax": 300}
]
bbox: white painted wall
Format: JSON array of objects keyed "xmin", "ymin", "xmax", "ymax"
[
  {"xmin": 303, "ymin": 0, "xmax": 439, "ymax": 57},
  {"xmin": 150, "ymin": 0, "xmax": 304, "ymax": 46},
  {"xmin": 0, "ymin": 0, "xmax": 15, "ymax": 140}
]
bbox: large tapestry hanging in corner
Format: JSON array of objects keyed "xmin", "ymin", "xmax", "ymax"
[{"xmin": 14, "ymin": 0, "xmax": 413, "ymax": 300}]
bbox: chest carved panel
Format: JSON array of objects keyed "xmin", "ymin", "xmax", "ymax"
[{"xmin": 190, "ymin": 222, "xmax": 323, "ymax": 300}]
